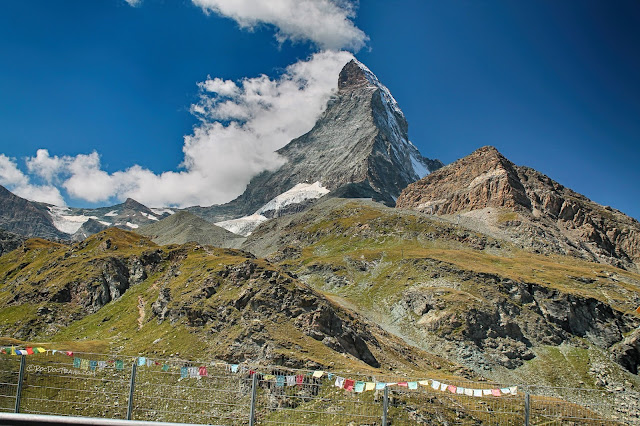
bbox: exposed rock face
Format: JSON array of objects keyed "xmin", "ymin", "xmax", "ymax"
[
  {"xmin": 0, "ymin": 228, "xmax": 25, "ymax": 257},
  {"xmin": 0, "ymin": 185, "xmax": 68, "ymax": 240},
  {"xmin": 397, "ymin": 146, "xmax": 640, "ymax": 269},
  {"xmin": 189, "ymin": 59, "xmax": 442, "ymax": 223}
]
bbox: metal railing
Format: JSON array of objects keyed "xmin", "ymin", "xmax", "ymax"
[{"xmin": 1, "ymin": 352, "xmax": 637, "ymax": 425}]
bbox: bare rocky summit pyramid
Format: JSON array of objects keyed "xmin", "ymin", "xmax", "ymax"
[
  {"xmin": 397, "ymin": 146, "xmax": 640, "ymax": 269},
  {"xmin": 189, "ymin": 59, "xmax": 442, "ymax": 229}
]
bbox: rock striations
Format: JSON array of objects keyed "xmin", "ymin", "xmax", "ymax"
[
  {"xmin": 189, "ymin": 59, "xmax": 442, "ymax": 224},
  {"xmin": 397, "ymin": 146, "xmax": 640, "ymax": 269}
]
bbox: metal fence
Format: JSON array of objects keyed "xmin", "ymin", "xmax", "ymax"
[{"xmin": 1, "ymin": 352, "xmax": 637, "ymax": 425}]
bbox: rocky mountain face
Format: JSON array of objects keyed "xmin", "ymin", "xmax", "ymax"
[
  {"xmin": 0, "ymin": 187, "xmax": 172, "ymax": 241},
  {"xmin": 396, "ymin": 146, "xmax": 640, "ymax": 270},
  {"xmin": 0, "ymin": 228, "xmax": 25, "ymax": 257},
  {"xmin": 0, "ymin": 185, "xmax": 69, "ymax": 240},
  {"xmin": 189, "ymin": 60, "xmax": 442, "ymax": 229}
]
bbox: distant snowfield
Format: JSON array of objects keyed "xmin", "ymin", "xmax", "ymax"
[
  {"xmin": 258, "ymin": 181, "xmax": 329, "ymax": 215},
  {"xmin": 410, "ymin": 154, "xmax": 429, "ymax": 179},
  {"xmin": 48, "ymin": 206, "xmax": 93, "ymax": 234},
  {"xmin": 216, "ymin": 182, "xmax": 329, "ymax": 236},
  {"xmin": 215, "ymin": 214, "xmax": 268, "ymax": 236},
  {"xmin": 141, "ymin": 212, "xmax": 159, "ymax": 221}
]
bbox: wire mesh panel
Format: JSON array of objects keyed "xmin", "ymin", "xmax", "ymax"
[
  {"xmin": 527, "ymin": 385, "xmax": 636, "ymax": 425},
  {"xmin": 132, "ymin": 361, "xmax": 253, "ymax": 424},
  {"xmin": 382, "ymin": 378, "xmax": 524, "ymax": 425},
  {"xmin": 0, "ymin": 356, "xmax": 20, "ymax": 412},
  {"xmin": 19, "ymin": 353, "xmax": 131, "ymax": 419},
  {"xmin": 255, "ymin": 368, "xmax": 382, "ymax": 425}
]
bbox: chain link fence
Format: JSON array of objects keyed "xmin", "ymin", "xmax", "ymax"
[{"xmin": 1, "ymin": 352, "xmax": 637, "ymax": 425}]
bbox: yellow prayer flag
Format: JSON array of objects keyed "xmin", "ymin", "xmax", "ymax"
[
  {"xmin": 312, "ymin": 371, "xmax": 324, "ymax": 378},
  {"xmin": 365, "ymin": 382, "xmax": 375, "ymax": 391},
  {"xmin": 418, "ymin": 380, "xmax": 429, "ymax": 386},
  {"xmin": 10, "ymin": 346, "xmax": 16, "ymax": 356},
  {"xmin": 263, "ymin": 375, "xmax": 275, "ymax": 380}
]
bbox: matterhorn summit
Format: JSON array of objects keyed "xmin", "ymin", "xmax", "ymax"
[{"xmin": 190, "ymin": 59, "xmax": 443, "ymax": 233}]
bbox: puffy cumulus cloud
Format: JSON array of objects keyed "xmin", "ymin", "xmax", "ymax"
[
  {"xmin": 0, "ymin": 154, "xmax": 66, "ymax": 206},
  {"xmin": 3, "ymin": 51, "xmax": 354, "ymax": 208},
  {"xmin": 192, "ymin": 0, "xmax": 367, "ymax": 51}
]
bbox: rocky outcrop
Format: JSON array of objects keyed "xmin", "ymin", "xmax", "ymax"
[{"xmin": 397, "ymin": 146, "xmax": 640, "ymax": 269}]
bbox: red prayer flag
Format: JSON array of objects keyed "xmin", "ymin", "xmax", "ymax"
[
  {"xmin": 398, "ymin": 382, "xmax": 408, "ymax": 387},
  {"xmin": 491, "ymin": 389, "xmax": 501, "ymax": 397},
  {"xmin": 199, "ymin": 366, "xmax": 208, "ymax": 376},
  {"xmin": 66, "ymin": 351, "xmax": 73, "ymax": 357},
  {"xmin": 343, "ymin": 379, "xmax": 355, "ymax": 391},
  {"xmin": 26, "ymin": 347, "xmax": 34, "ymax": 355},
  {"xmin": 249, "ymin": 370, "xmax": 256, "ymax": 376},
  {"xmin": 447, "ymin": 385, "xmax": 457, "ymax": 393},
  {"xmin": 296, "ymin": 374, "xmax": 304, "ymax": 387}
]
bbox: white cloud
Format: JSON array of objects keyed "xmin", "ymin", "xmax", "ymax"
[
  {"xmin": 192, "ymin": 0, "xmax": 367, "ymax": 51},
  {"xmin": 0, "ymin": 154, "xmax": 66, "ymax": 206},
  {"xmin": 2, "ymin": 51, "xmax": 354, "ymax": 208},
  {"xmin": 124, "ymin": 0, "xmax": 142, "ymax": 7}
]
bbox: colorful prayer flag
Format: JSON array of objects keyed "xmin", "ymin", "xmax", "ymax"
[
  {"xmin": 296, "ymin": 374, "xmax": 304, "ymax": 387},
  {"xmin": 199, "ymin": 366, "xmax": 208, "ymax": 376},
  {"xmin": 74, "ymin": 357, "xmax": 81, "ymax": 368},
  {"xmin": 354, "ymin": 381, "xmax": 365, "ymax": 393},
  {"xmin": 375, "ymin": 382, "xmax": 386, "ymax": 390},
  {"xmin": 398, "ymin": 382, "xmax": 408, "ymax": 387},
  {"xmin": 276, "ymin": 375, "xmax": 285, "ymax": 387},
  {"xmin": 230, "ymin": 364, "xmax": 239, "ymax": 373},
  {"xmin": 343, "ymin": 379, "xmax": 355, "ymax": 391},
  {"xmin": 500, "ymin": 387, "xmax": 510, "ymax": 395},
  {"xmin": 509, "ymin": 386, "xmax": 518, "ymax": 395},
  {"xmin": 26, "ymin": 347, "xmax": 34, "ymax": 355},
  {"xmin": 456, "ymin": 387, "xmax": 465, "ymax": 395},
  {"xmin": 491, "ymin": 389, "xmax": 501, "ymax": 397},
  {"xmin": 408, "ymin": 382, "xmax": 418, "ymax": 390},
  {"xmin": 162, "ymin": 364, "xmax": 169, "ymax": 372},
  {"xmin": 418, "ymin": 380, "xmax": 429, "ymax": 387},
  {"xmin": 80, "ymin": 359, "xmax": 90, "ymax": 370},
  {"xmin": 334, "ymin": 376, "xmax": 345, "ymax": 388},
  {"xmin": 116, "ymin": 360, "xmax": 124, "ymax": 370},
  {"xmin": 180, "ymin": 367, "xmax": 188, "ymax": 378},
  {"xmin": 440, "ymin": 383, "xmax": 447, "ymax": 392},
  {"xmin": 447, "ymin": 385, "xmax": 457, "ymax": 393},
  {"xmin": 482, "ymin": 389, "xmax": 491, "ymax": 396},
  {"xmin": 464, "ymin": 389, "xmax": 473, "ymax": 396},
  {"xmin": 312, "ymin": 370, "xmax": 324, "ymax": 378},
  {"xmin": 431, "ymin": 380, "xmax": 440, "ymax": 390},
  {"xmin": 473, "ymin": 389, "xmax": 482, "ymax": 397},
  {"xmin": 365, "ymin": 382, "xmax": 376, "ymax": 391}
]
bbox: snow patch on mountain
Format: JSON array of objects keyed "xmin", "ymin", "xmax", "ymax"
[
  {"xmin": 410, "ymin": 154, "xmax": 429, "ymax": 179},
  {"xmin": 104, "ymin": 210, "xmax": 118, "ymax": 217},
  {"xmin": 215, "ymin": 214, "xmax": 268, "ymax": 237},
  {"xmin": 151, "ymin": 208, "xmax": 175, "ymax": 216},
  {"xmin": 141, "ymin": 212, "xmax": 159, "ymax": 221},
  {"xmin": 125, "ymin": 222, "xmax": 139, "ymax": 229},
  {"xmin": 99, "ymin": 221, "xmax": 112, "ymax": 227},
  {"xmin": 48, "ymin": 206, "xmax": 96, "ymax": 234},
  {"xmin": 258, "ymin": 182, "xmax": 329, "ymax": 215}
]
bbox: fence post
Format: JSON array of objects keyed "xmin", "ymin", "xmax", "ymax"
[
  {"xmin": 126, "ymin": 360, "xmax": 137, "ymax": 420},
  {"xmin": 524, "ymin": 391, "xmax": 530, "ymax": 426},
  {"xmin": 381, "ymin": 386, "xmax": 389, "ymax": 426},
  {"xmin": 14, "ymin": 355, "xmax": 26, "ymax": 413},
  {"xmin": 249, "ymin": 372, "xmax": 258, "ymax": 426}
]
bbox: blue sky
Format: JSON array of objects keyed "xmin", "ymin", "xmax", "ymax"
[{"xmin": 0, "ymin": 1, "xmax": 638, "ymax": 219}]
